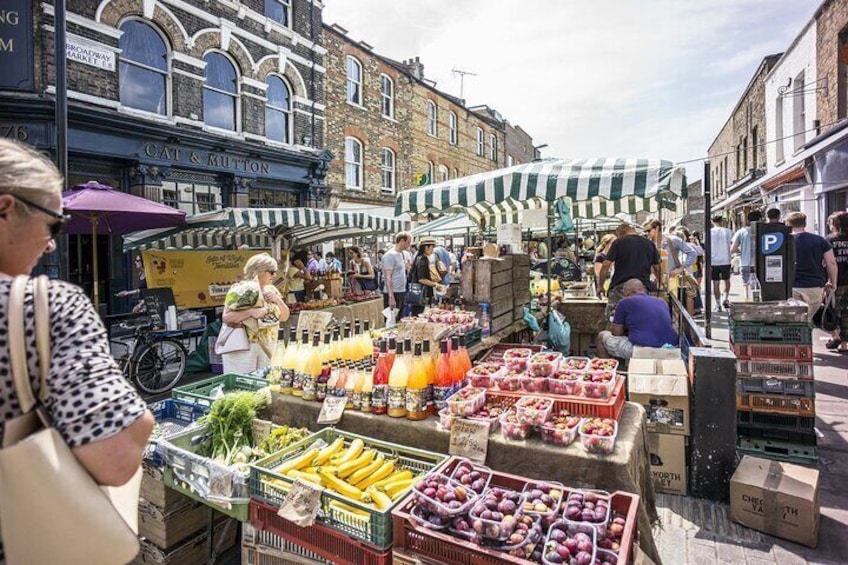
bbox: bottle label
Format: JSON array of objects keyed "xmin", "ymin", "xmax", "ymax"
[
  {"xmin": 371, "ymin": 385, "xmax": 388, "ymax": 410},
  {"xmin": 405, "ymin": 387, "xmax": 426, "ymax": 414},
  {"xmin": 292, "ymin": 372, "xmax": 304, "ymax": 394},
  {"xmin": 388, "ymin": 386, "xmax": 406, "ymax": 411},
  {"xmin": 433, "ymin": 386, "xmax": 453, "ymax": 409},
  {"xmin": 279, "ymin": 369, "xmax": 294, "ymax": 390},
  {"xmin": 302, "ymin": 376, "xmax": 317, "ymax": 400},
  {"xmin": 360, "ymin": 391, "xmax": 372, "ymax": 412},
  {"xmin": 351, "ymin": 391, "xmax": 362, "ymax": 410},
  {"xmin": 424, "ymin": 384, "xmax": 434, "ymax": 408},
  {"xmin": 316, "ymin": 382, "xmax": 327, "ymax": 401}
]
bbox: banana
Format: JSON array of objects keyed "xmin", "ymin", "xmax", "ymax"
[
  {"xmin": 313, "ymin": 437, "xmax": 345, "ymax": 466},
  {"xmin": 286, "ymin": 470, "xmax": 323, "ymax": 485},
  {"xmin": 330, "ymin": 438, "xmax": 365, "ymax": 467},
  {"xmin": 355, "ymin": 460, "xmax": 396, "ymax": 490},
  {"xmin": 349, "ymin": 454, "xmax": 385, "ymax": 487},
  {"xmin": 337, "ymin": 449, "xmax": 375, "ymax": 479},
  {"xmin": 371, "ymin": 470, "xmax": 413, "ymax": 490},
  {"xmin": 302, "ymin": 466, "xmax": 318, "ymax": 474},
  {"xmin": 366, "ymin": 488, "xmax": 393, "ymax": 510},
  {"xmin": 274, "ymin": 447, "xmax": 318, "ymax": 476},
  {"xmin": 384, "ymin": 478, "xmax": 415, "ymax": 499},
  {"xmin": 319, "ymin": 470, "xmax": 364, "ymax": 501}
]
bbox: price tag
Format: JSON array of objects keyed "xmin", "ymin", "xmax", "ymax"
[
  {"xmin": 449, "ymin": 418, "xmax": 490, "ymax": 464},
  {"xmin": 252, "ymin": 419, "xmax": 274, "ymax": 445},
  {"xmin": 276, "ymin": 479, "xmax": 323, "ymax": 527},
  {"xmin": 317, "ymin": 396, "xmax": 347, "ymax": 425}
]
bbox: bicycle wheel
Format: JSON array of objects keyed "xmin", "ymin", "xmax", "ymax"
[{"xmin": 130, "ymin": 338, "xmax": 187, "ymax": 395}]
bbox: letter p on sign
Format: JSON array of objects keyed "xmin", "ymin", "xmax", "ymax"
[{"xmin": 761, "ymin": 233, "xmax": 784, "ymax": 255}]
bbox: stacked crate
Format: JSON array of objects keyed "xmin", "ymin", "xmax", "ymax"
[{"xmin": 730, "ymin": 305, "xmax": 817, "ymax": 466}]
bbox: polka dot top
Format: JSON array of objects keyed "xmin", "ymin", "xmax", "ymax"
[{"xmin": 0, "ymin": 279, "xmax": 148, "ymax": 447}]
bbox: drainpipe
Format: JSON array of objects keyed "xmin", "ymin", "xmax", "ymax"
[{"xmin": 309, "ymin": 1, "xmax": 316, "ymax": 150}]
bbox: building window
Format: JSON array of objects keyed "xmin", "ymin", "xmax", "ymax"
[
  {"xmin": 162, "ymin": 187, "xmax": 178, "ymax": 208},
  {"xmin": 203, "ymin": 52, "xmax": 238, "ymax": 131},
  {"xmin": 775, "ymin": 96, "xmax": 785, "ymax": 163},
  {"xmin": 427, "ymin": 101, "xmax": 437, "ymax": 136},
  {"xmin": 476, "ymin": 128, "xmax": 484, "ymax": 156},
  {"xmin": 736, "ymin": 144, "xmax": 741, "ymax": 179},
  {"xmin": 161, "ymin": 180, "xmax": 222, "ymax": 215},
  {"xmin": 118, "ymin": 19, "xmax": 168, "ymax": 115},
  {"xmin": 249, "ymin": 188, "xmax": 298, "ymax": 208},
  {"xmin": 345, "ymin": 137, "xmax": 363, "ymax": 189},
  {"xmin": 381, "ymin": 148, "xmax": 396, "ymax": 193},
  {"xmin": 752, "ymin": 126, "xmax": 758, "ymax": 168},
  {"xmin": 793, "ymin": 72, "xmax": 806, "ymax": 152},
  {"xmin": 453, "ymin": 168, "xmax": 459, "ymax": 179},
  {"xmin": 346, "ymin": 56, "xmax": 362, "ymax": 105},
  {"xmin": 438, "ymin": 164, "xmax": 449, "ymax": 183},
  {"xmin": 489, "ymin": 134, "xmax": 497, "ymax": 161},
  {"xmin": 507, "ymin": 155, "xmax": 514, "ymax": 167},
  {"xmin": 380, "ymin": 74, "xmax": 394, "ymax": 118},
  {"xmin": 427, "ymin": 161, "xmax": 435, "ymax": 185},
  {"xmin": 742, "ymin": 136, "xmax": 748, "ymax": 173},
  {"xmin": 265, "ymin": 75, "xmax": 291, "ymax": 143},
  {"xmin": 448, "ymin": 111, "xmax": 458, "ymax": 145},
  {"xmin": 264, "ymin": 0, "xmax": 290, "ymax": 27}
]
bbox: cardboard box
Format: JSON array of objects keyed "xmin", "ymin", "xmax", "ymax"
[
  {"xmin": 648, "ymin": 432, "xmax": 688, "ymax": 495},
  {"xmin": 730, "ymin": 455, "xmax": 820, "ymax": 548},
  {"xmin": 629, "ymin": 359, "xmax": 690, "ymax": 435},
  {"xmin": 631, "ymin": 346, "xmax": 683, "ymax": 360}
]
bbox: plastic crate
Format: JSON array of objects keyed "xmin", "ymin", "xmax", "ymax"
[
  {"xmin": 483, "ymin": 378, "xmax": 626, "ymax": 421},
  {"xmin": 242, "ymin": 523, "xmax": 331, "ymax": 565},
  {"xmin": 249, "ymin": 499, "xmax": 391, "ymax": 565},
  {"xmin": 737, "ymin": 393, "xmax": 815, "ymax": 417},
  {"xmin": 172, "ymin": 373, "xmax": 268, "ymax": 407},
  {"xmin": 731, "ymin": 342, "xmax": 814, "ymax": 361},
  {"xmin": 737, "ymin": 424, "xmax": 817, "ymax": 446},
  {"xmin": 146, "ymin": 399, "xmax": 209, "ymax": 467},
  {"xmin": 249, "ymin": 429, "xmax": 447, "ymax": 550},
  {"xmin": 393, "ymin": 457, "xmax": 639, "ymax": 565},
  {"xmin": 736, "ymin": 377, "xmax": 815, "ymax": 397},
  {"xmin": 478, "ymin": 343, "xmax": 546, "ymax": 364},
  {"xmin": 728, "ymin": 321, "xmax": 812, "ymax": 345},
  {"xmin": 737, "ymin": 437, "xmax": 818, "ymax": 466},
  {"xmin": 729, "ymin": 302, "xmax": 808, "ymax": 323},
  {"xmin": 736, "ymin": 410, "xmax": 815, "ymax": 431},
  {"xmin": 736, "ymin": 359, "xmax": 814, "ymax": 380}
]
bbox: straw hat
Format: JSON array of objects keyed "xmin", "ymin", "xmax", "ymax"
[{"xmin": 417, "ymin": 236, "xmax": 438, "ymax": 247}]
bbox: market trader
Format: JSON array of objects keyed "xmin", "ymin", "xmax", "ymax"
[
  {"xmin": 596, "ymin": 279, "xmax": 678, "ymax": 359},
  {"xmin": 596, "ymin": 223, "xmax": 661, "ymax": 320}
]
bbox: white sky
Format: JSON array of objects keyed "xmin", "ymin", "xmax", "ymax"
[{"xmin": 323, "ymin": 0, "xmax": 821, "ymax": 183}]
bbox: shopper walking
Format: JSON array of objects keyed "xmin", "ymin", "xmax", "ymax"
[
  {"xmin": 826, "ymin": 211, "xmax": 848, "ymax": 351},
  {"xmin": 0, "ymin": 141, "xmax": 154, "ymax": 536},
  {"xmin": 409, "ymin": 236, "xmax": 446, "ymax": 316},
  {"xmin": 593, "ymin": 234, "xmax": 617, "ymax": 294},
  {"xmin": 786, "ymin": 212, "xmax": 838, "ymax": 322},
  {"xmin": 347, "ymin": 246, "xmax": 377, "ymax": 292},
  {"xmin": 382, "ymin": 232, "xmax": 411, "ymax": 315},
  {"xmin": 709, "ymin": 215, "xmax": 734, "ymax": 311},
  {"xmin": 286, "ymin": 249, "xmax": 312, "ymax": 303},
  {"xmin": 731, "ymin": 210, "xmax": 763, "ymax": 295},
  {"xmin": 596, "ymin": 223, "xmax": 661, "ymax": 319},
  {"xmin": 767, "ymin": 208, "xmax": 782, "ymax": 224}
]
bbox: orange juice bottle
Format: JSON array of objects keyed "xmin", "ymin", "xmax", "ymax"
[
  {"xmin": 371, "ymin": 340, "xmax": 389, "ymax": 415},
  {"xmin": 301, "ymin": 333, "xmax": 322, "ymax": 401},
  {"xmin": 386, "ymin": 337, "xmax": 397, "ymax": 373},
  {"xmin": 450, "ymin": 336, "xmax": 464, "ymax": 394},
  {"xmin": 387, "ymin": 340, "xmax": 408, "ymax": 418},
  {"xmin": 422, "ymin": 340, "xmax": 436, "ymax": 413},
  {"xmin": 344, "ymin": 366, "xmax": 356, "ymax": 409},
  {"xmin": 406, "ymin": 343, "xmax": 429, "ymax": 420},
  {"xmin": 457, "ymin": 334, "xmax": 472, "ymax": 384},
  {"xmin": 291, "ymin": 329, "xmax": 310, "ymax": 397},
  {"xmin": 434, "ymin": 339, "xmax": 452, "ymax": 410},
  {"xmin": 361, "ymin": 367, "xmax": 373, "ymax": 413},
  {"xmin": 317, "ymin": 333, "xmax": 332, "ymax": 401}
]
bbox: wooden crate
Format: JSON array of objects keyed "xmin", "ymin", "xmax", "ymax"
[
  {"xmin": 141, "ymin": 463, "xmax": 191, "ymax": 512},
  {"xmin": 487, "ymin": 296, "xmax": 514, "ymax": 319},
  {"xmin": 132, "ymin": 518, "xmax": 238, "ymax": 565},
  {"xmin": 490, "ymin": 310, "xmax": 515, "ymax": 335},
  {"xmin": 138, "ymin": 498, "xmax": 225, "ymax": 551}
]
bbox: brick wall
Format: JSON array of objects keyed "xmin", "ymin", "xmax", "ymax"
[
  {"xmin": 505, "ymin": 123, "xmax": 535, "ymax": 165},
  {"xmin": 816, "ymin": 0, "xmax": 848, "ymax": 131}
]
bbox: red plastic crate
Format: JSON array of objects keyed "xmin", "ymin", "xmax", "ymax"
[
  {"xmin": 731, "ymin": 341, "xmax": 813, "ymax": 361},
  {"xmin": 479, "ymin": 343, "xmax": 546, "ymax": 364},
  {"xmin": 737, "ymin": 393, "xmax": 815, "ymax": 417},
  {"xmin": 481, "ymin": 378, "xmax": 625, "ymax": 420},
  {"xmin": 391, "ymin": 457, "xmax": 640, "ymax": 565},
  {"xmin": 736, "ymin": 359, "xmax": 814, "ymax": 380},
  {"xmin": 249, "ymin": 499, "xmax": 391, "ymax": 565}
]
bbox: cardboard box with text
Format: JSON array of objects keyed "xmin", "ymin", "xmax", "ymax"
[
  {"xmin": 629, "ymin": 358, "xmax": 690, "ymax": 435},
  {"xmin": 648, "ymin": 432, "xmax": 687, "ymax": 495}
]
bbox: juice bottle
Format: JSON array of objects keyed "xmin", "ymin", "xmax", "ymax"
[
  {"xmin": 434, "ymin": 339, "xmax": 452, "ymax": 410},
  {"xmin": 331, "ymin": 326, "xmax": 342, "ymax": 367},
  {"xmin": 422, "ymin": 339, "xmax": 435, "ymax": 413},
  {"xmin": 450, "ymin": 336, "xmax": 464, "ymax": 394},
  {"xmin": 371, "ymin": 340, "xmax": 389, "ymax": 415},
  {"xmin": 291, "ymin": 329, "xmax": 310, "ymax": 397},
  {"xmin": 361, "ymin": 367, "xmax": 373, "ymax": 413},
  {"xmin": 457, "ymin": 334, "xmax": 472, "ymax": 384},
  {"xmin": 278, "ymin": 327, "xmax": 298, "ymax": 395},
  {"xmin": 387, "ymin": 340, "xmax": 408, "ymax": 418},
  {"xmin": 342, "ymin": 323, "xmax": 354, "ymax": 365},
  {"xmin": 350, "ymin": 368, "xmax": 363, "ymax": 410},
  {"xmin": 353, "ymin": 320, "xmax": 362, "ymax": 361},
  {"xmin": 332, "ymin": 366, "xmax": 347, "ymax": 398},
  {"xmin": 317, "ymin": 333, "xmax": 332, "ymax": 401},
  {"xmin": 301, "ymin": 333, "xmax": 322, "ymax": 401},
  {"xmin": 406, "ymin": 343, "xmax": 428, "ymax": 420},
  {"xmin": 386, "ymin": 337, "xmax": 397, "ymax": 373}
]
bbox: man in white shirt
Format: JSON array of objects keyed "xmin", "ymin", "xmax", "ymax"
[
  {"xmin": 710, "ymin": 215, "xmax": 734, "ymax": 311},
  {"xmin": 383, "ymin": 232, "xmax": 412, "ymax": 313}
]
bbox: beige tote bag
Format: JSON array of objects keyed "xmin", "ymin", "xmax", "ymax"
[{"xmin": 0, "ymin": 276, "xmax": 141, "ymax": 565}]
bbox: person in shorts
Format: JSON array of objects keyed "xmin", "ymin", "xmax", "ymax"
[
  {"xmin": 731, "ymin": 210, "xmax": 763, "ymax": 293},
  {"xmin": 596, "ymin": 279, "xmax": 678, "ymax": 359},
  {"xmin": 709, "ymin": 215, "xmax": 733, "ymax": 310},
  {"xmin": 596, "ymin": 223, "xmax": 661, "ymax": 320}
]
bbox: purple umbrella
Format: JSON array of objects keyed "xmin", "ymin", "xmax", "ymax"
[{"xmin": 62, "ymin": 181, "xmax": 186, "ymax": 306}]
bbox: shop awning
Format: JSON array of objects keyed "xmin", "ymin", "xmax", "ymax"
[
  {"xmin": 395, "ymin": 158, "xmax": 687, "ymax": 226},
  {"xmin": 123, "ymin": 207, "xmax": 409, "ymax": 251}
]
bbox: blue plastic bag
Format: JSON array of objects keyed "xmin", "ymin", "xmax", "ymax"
[
  {"xmin": 548, "ymin": 310, "xmax": 571, "ymax": 354},
  {"xmin": 523, "ymin": 307, "xmax": 541, "ymax": 331}
]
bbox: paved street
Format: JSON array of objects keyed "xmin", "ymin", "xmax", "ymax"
[{"xmin": 653, "ymin": 275, "xmax": 848, "ymax": 565}]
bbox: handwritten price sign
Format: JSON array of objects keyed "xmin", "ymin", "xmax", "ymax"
[
  {"xmin": 277, "ymin": 479, "xmax": 323, "ymax": 527},
  {"xmin": 449, "ymin": 418, "xmax": 490, "ymax": 463},
  {"xmin": 317, "ymin": 395, "xmax": 347, "ymax": 425}
]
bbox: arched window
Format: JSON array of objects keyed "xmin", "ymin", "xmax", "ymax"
[
  {"xmin": 448, "ymin": 111, "xmax": 458, "ymax": 145},
  {"xmin": 427, "ymin": 101, "xmax": 437, "ymax": 136},
  {"xmin": 453, "ymin": 168, "xmax": 459, "ymax": 179},
  {"xmin": 118, "ymin": 19, "xmax": 168, "ymax": 114},
  {"xmin": 345, "ymin": 137, "xmax": 363, "ymax": 189},
  {"xmin": 203, "ymin": 52, "xmax": 238, "ymax": 131},
  {"xmin": 265, "ymin": 75, "xmax": 291, "ymax": 143},
  {"xmin": 476, "ymin": 128, "xmax": 484, "ymax": 156},
  {"xmin": 380, "ymin": 74, "xmax": 394, "ymax": 118},
  {"xmin": 346, "ymin": 56, "xmax": 362, "ymax": 105},
  {"xmin": 265, "ymin": 0, "xmax": 290, "ymax": 27},
  {"xmin": 489, "ymin": 134, "xmax": 498, "ymax": 161},
  {"xmin": 438, "ymin": 164, "xmax": 449, "ymax": 183},
  {"xmin": 381, "ymin": 148, "xmax": 396, "ymax": 193}
]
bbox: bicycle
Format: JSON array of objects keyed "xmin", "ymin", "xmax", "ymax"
[{"xmin": 108, "ymin": 314, "xmax": 188, "ymax": 395}]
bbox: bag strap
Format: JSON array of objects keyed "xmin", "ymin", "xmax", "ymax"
[{"xmin": 7, "ymin": 276, "xmax": 51, "ymax": 416}]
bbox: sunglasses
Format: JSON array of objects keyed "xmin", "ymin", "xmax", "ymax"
[
  {"xmin": 267, "ymin": 270, "xmax": 277, "ymax": 275},
  {"xmin": 12, "ymin": 194, "xmax": 69, "ymax": 239}
]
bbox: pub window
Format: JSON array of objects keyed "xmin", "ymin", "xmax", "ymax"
[
  {"xmin": 265, "ymin": 0, "xmax": 291, "ymax": 27},
  {"xmin": 203, "ymin": 52, "xmax": 239, "ymax": 131},
  {"xmin": 249, "ymin": 188, "xmax": 299, "ymax": 208},
  {"xmin": 162, "ymin": 187, "xmax": 178, "ymax": 208},
  {"xmin": 118, "ymin": 19, "xmax": 168, "ymax": 115},
  {"xmin": 265, "ymin": 75, "xmax": 292, "ymax": 144},
  {"xmin": 160, "ymin": 180, "xmax": 222, "ymax": 215},
  {"xmin": 345, "ymin": 137, "xmax": 363, "ymax": 189}
]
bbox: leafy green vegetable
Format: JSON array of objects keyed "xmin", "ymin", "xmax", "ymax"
[{"xmin": 198, "ymin": 391, "xmax": 259, "ymax": 465}]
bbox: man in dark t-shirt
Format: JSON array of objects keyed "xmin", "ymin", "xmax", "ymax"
[
  {"xmin": 597, "ymin": 224, "xmax": 661, "ymax": 319},
  {"xmin": 596, "ymin": 279, "xmax": 678, "ymax": 359},
  {"xmin": 786, "ymin": 212, "xmax": 837, "ymax": 322}
]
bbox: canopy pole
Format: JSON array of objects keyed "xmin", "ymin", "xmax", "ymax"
[
  {"xmin": 92, "ymin": 214, "xmax": 100, "ymax": 312},
  {"xmin": 703, "ymin": 162, "xmax": 712, "ymax": 340},
  {"xmin": 546, "ymin": 203, "xmax": 553, "ymax": 339}
]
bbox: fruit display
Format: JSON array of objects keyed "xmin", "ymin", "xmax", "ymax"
[
  {"xmin": 595, "ymin": 549, "xmax": 619, "ymax": 565},
  {"xmin": 288, "ymin": 298, "xmax": 339, "ymax": 312},
  {"xmin": 515, "ymin": 396, "xmax": 554, "ymax": 427},
  {"xmin": 579, "ymin": 372, "xmax": 618, "ymax": 400},
  {"xmin": 447, "ymin": 387, "xmax": 487, "ymax": 417},
  {"xmin": 439, "ymin": 406, "xmax": 457, "ymax": 430},
  {"xmin": 519, "ymin": 374, "xmax": 549, "ymax": 394},
  {"xmin": 561, "ymin": 357, "xmax": 590, "ymax": 371},
  {"xmin": 467, "ymin": 487, "xmax": 525, "ymax": 540},
  {"xmin": 588, "ymin": 359, "xmax": 618, "ymax": 372},
  {"xmin": 468, "ymin": 363, "xmax": 506, "ymax": 388},
  {"xmin": 598, "ymin": 512, "xmax": 628, "ymax": 553},
  {"xmin": 499, "ymin": 515, "xmax": 545, "ymax": 560},
  {"xmin": 562, "ymin": 491, "xmax": 611, "ymax": 536},
  {"xmin": 492, "ymin": 369, "xmax": 524, "ymax": 392},
  {"xmin": 543, "ymin": 520, "xmax": 598, "ymax": 565},
  {"xmin": 548, "ymin": 370, "xmax": 582, "ymax": 396},
  {"xmin": 579, "ymin": 419, "xmax": 618, "ymax": 455},
  {"xmin": 521, "ymin": 481, "xmax": 564, "ymax": 523},
  {"xmin": 424, "ymin": 308, "xmax": 478, "ymax": 331},
  {"xmin": 450, "ymin": 459, "xmax": 493, "ymax": 495},
  {"xmin": 503, "ymin": 348, "xmax": 534, "ymax": 372},
  {"xmin": 410, "ymin": 503, "xmax": 451, "ymax": 530},
  {"xmin": 466, "ymin": 401, "xmax": 507, "ymax": 430},
  {"xmin": 500, "ymin": 408, "xmax": 533, "ymax": 441},
  {"xmin": 342, "ymin": 290, "xmax": 382, "ymax": 303},
  {"xmin": 413, "ymin": 473, "xmax": 478, "ymax": 518},
  {"xmin": 528, "ymin": 352, "xmax": 563, "ymax": 378},
  {"xmin": 541, "ymin": 411, "xmax": 582, "ymax": 447}
]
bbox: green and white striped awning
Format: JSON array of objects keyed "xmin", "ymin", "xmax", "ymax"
[
  {"xmin": 395, "ymin": 158, "xmax": 687, "ymax": 227},
  {"xmin": 123, "ymin": 207, "xmax": 409, "ymax": 251}
]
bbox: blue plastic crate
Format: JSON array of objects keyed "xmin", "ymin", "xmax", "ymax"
[{"xmin": 146, "ymin": 399, "xmax": 208, "ymax": 467}]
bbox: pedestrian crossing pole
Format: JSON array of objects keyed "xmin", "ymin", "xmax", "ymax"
[{"xmin": 703, "ymin": 161, "xmax": 712, "ymax": 340}]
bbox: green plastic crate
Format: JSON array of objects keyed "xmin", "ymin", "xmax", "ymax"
[
  {"xmin": 172, "ymin": 373, "xmax": 268, "ymax": 407},
  {"xmin": 249, "ymin": 428, "xmax": 448, "ymax": 550},
  {"xmin": 728, "ymin": 321, "xmax": 812, "ymax": 345}
]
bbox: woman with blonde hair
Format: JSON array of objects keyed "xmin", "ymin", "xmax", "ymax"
[
  {"xmin": 593, "ymin": 234, "xmax": 617, "ymax": 287},
  {"xmin": 219, "ymin": 252, "xmax": 290, "ymax": 374}
]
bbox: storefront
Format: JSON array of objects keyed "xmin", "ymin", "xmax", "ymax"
[{"xmin": 809, "ymin": 124, "xmax": 848, "ymax": 225}]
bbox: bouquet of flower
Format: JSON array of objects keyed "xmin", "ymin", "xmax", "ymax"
[{"xmin": 225, "ymin": 280, "xmax": 281, "ymax": 357}]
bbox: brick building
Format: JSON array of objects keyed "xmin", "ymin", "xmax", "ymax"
[
  {"xmin": 0, "ymin": 0, "xmax": 329, "ymax": 309},
  {"xmin": 322, "ymin": 24, "xmax": 529, "ymax": 217}
]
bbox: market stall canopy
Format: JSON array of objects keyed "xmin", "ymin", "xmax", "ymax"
[
  {"xmin": 123, "ymin": 207, "xmax": 409, "ymax": 252},
  {"xmin": 410, "ymin": 212, "xmax": 627, "ymax": 237},
  {"xmin": 395, "ymin": 158, "xmax": 687, "ymax": 227}
]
